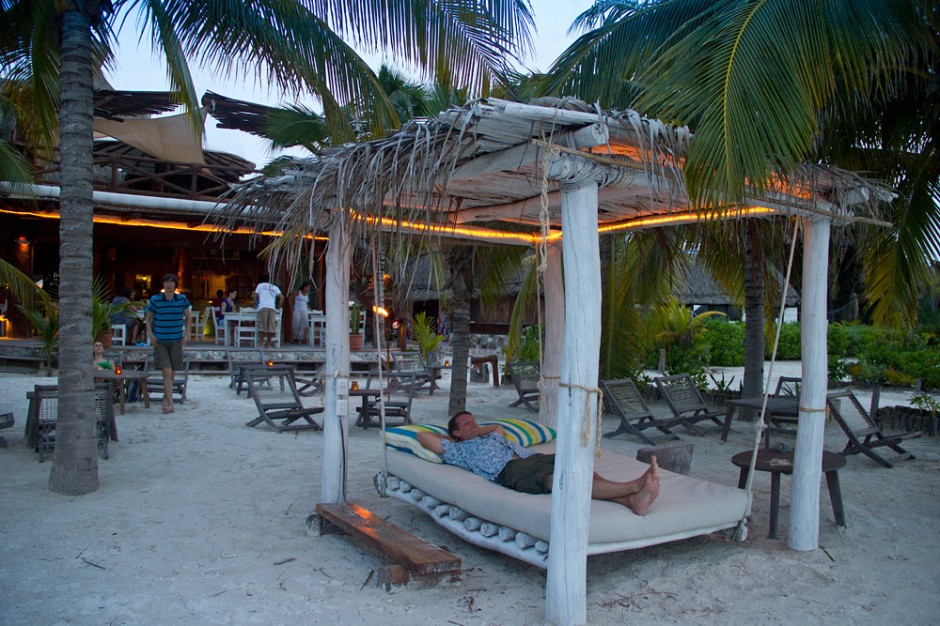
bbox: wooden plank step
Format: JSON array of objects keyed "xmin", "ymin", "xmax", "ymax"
[{"xmin": 315, "ymin": 502, "xmax": 461, "ymax": 576}]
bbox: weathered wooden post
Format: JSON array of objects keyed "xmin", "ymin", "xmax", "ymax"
[
  {"xmin": 539, "ymin": 241, "xmax": 564, "ymax": 428},
  {"xmin": 789, "ymin": 215, "xmax": 830, "ymax": 549},
  {"xmin": 544, "ymin": 149, "xmax": 621, "ymax": 626},
  {"xmin": 320, "ymin": 211, "xmax": 353, "ymax": 504}
]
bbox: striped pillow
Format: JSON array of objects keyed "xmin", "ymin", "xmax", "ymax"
[
  {"xmin": 384, "ymin": 419, "xmax": 556, "ymax": 463},
  {"xmin": 384, "ymin": 424, "xmax": 449, "ymax": 463},
  {"xmin": 480, "ymin": 418, "xmax": 556, "ymax": 447}
]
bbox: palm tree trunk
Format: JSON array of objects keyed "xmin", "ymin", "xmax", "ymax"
[
  {"xmin": 49, "ymin": 6, "xmax": 99, "ymax": 495},
  {"xmin": 446, "ymin": 246, "xmax": 473, "ymax": 415},
  {"xmin": 742, "ymin": 222, "xmax": 765, "ymax": 419}
]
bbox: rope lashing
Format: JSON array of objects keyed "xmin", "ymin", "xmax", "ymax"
[{"xmin": 560, "ymin": 381, "xmax": 603, "ymax": 457}]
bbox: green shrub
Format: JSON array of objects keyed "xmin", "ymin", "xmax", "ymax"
[
  {"xmin": 769, "ymin": 322, "xmax": 802, "ymax": 360},
  {"xmin": 704, "ymin": 318, "xmax": 744, "ymax": 366}
]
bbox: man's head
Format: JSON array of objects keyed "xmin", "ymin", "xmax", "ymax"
[
  {"xmin": 162, "ymin": 274, "xmax": 178, "ymax": 292},
  {"xmin": 448, "ymin": 411, "xmax": 479, "ymax": 441},
  {"xmin": 260, "ymin": 273, "xmax": 270, "ymax": 283}
]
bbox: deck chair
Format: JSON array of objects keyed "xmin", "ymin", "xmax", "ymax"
[
  {"xmin": 295, "ymin": 364, "xmax": 324, "ymax": 397},
  {"xmin": 208, "ymin": 307, "xmax": 227, "ymax": 345},
  {"xmin": 28, "ymin": 383, "xmax": 116, "ymax": 462},
  {"xmin": 391, "ymin": 352, "xmax": 433, "ymax": 391},
  {"xmin": 356, "ymin": 373, "xmax": 416, "ymax": 430},
  {"xmin": 654, "ymin": 374, "xmax": 724, "ymax": 434},
  {"xmin": 145, "ymin": 353, "xmax": 191, "ymax": 404},
  {"xmin": 600, "ymin": 378, "xmax": 679, "ymax": 444},
  {"xmin": 826, "ymin": 389, "xmax": 920, "ymax": 468},
  {"xmin": 226, "ymin": 348, "xmax": 265, "ymax": 391},
  {"xmin": 506, "ymin": 361, "xmax": 540, "ymax": 412},
  {"xmin": 244, "ymin": 366, "xmax": 322, "ymax": 432}
]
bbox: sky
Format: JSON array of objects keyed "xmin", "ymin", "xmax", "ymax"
[{"xmin": 106, "ymin": 0, "xmax": 596, "ymax": 169}]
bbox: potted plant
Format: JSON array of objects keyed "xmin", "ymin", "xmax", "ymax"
[
  {"xmin": 91, "ymin": 279, "xmax": 132, "ymax": 348},
  {"xmin": 349, "ymin": 302, "xmax": 363, "ymax": 351},
  {"xmin": 412, "ymin": 311, "xmax": 444, "ymax": 365}
]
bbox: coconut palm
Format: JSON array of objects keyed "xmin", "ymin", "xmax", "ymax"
[{"xmin": 0, "ymin": 0, "xmax": 535, "ymax": 495}]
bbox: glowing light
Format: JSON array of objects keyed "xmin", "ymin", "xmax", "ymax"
[
  {"xmin": 372, "ymin": 306, "xmax": 389, "ymax": 318},
  {"xmin": 597, "ymin": 206, "xmax": 777, "ymax": 234},
  {"xmin": 14, "ymin": 235, "xmax": 29, "ymax": 245}
]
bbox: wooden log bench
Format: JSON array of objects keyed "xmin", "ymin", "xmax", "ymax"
[{"xmin": 309, "ymin": 501, "xmax": 461, "ymax": 590}]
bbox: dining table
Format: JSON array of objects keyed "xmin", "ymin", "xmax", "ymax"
[
  {"xmin": 349, "ymin": 386, "xmax": 383, "ymax": 427},
  {"xmin": 94, "ymin": 368, "xmax": 153, "ymax": 415}
]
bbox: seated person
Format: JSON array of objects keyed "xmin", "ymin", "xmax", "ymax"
[
  {"xmin": 92, "ymin": 341, "xmax": 112, "ymax": 370},
  {"xmin": 218, "ymin": 288, "xmax": 238, "ymax": 320},
  {"xmin": 417, "ymin": 411, "xmax": 660, "ymax": 515},
  {"xmin": 110, "ymin": 288, "xmax": 141, "ymax": 344}
]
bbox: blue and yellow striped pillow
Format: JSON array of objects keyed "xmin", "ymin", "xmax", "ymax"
[{"xmin": 384, "ymin": 419, "xmax": 556, "ymax": 463}]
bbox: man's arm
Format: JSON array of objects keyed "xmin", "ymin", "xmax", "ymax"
[
  {"xmin": 479, "ymin": 424, "xmax": 505, "ymax": 438},
  {"xmin": 181, "ymin": 307, "xmax": 191, "ymax": 345},
  {"xmin": 416, "ymin": 431, "xmax": 454, "ymax": 455},
  {"xmin": 145, "ymin": 310, "xmax": 158, "ymax": 344}
]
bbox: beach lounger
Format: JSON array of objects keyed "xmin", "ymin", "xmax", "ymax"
[
  {"xmin": 826, "ymin": 389, "xmax": 920, "ymax": 468},
  {"xmin": 600, "ymin": 378, "xmax": 679, "ymax": 444},
  {"xmin": 654, "ymin": 374, "xmax": 724, "ymax": 434},
  {"xmin": 245, "ymin": 366, "xmax": 322, "ymax": 432},
  {"xmin": 506, "ymin": 361, "xmax": 540, "ymax": 412}
]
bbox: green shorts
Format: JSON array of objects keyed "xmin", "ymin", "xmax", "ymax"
[{"xmin": 496, "ymin": 453, "xmax": 555, "ymax": 494}]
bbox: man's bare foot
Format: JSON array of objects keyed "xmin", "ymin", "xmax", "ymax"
[{"xmin": 629, "ymin": 456, "xmax": 660, "ymax": 515}]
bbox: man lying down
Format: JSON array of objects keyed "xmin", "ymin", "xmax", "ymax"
[{"xmin": 416, "ymin": 411, "xmax": 660, "ymax": 516}]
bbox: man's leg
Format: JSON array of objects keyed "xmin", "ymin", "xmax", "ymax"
[
  {"xmin": 162, "ymin": 367, "xmax": 175, "ymax": 413},
  {"xmin": 542, "ymin": 456, "xmax": 660, "ymax": 515}
]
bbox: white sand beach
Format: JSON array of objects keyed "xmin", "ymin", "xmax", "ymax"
[{"xmin": 1, "ymin": 364, "xmax": 938, "ymax": 625}]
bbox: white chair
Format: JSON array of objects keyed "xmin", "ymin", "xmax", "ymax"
[
  {"xmin": 188, "ymin": 309, "xmax": 202, "ymax": 341},
  {"xmin": 235, "ymin": 309, "xmax": 258, "ymax": 347},
  {"xmin": 208, "ymin": 307, "xmax": 227, "ymax": 345},
  {"xmin": 271, "ymin": 309, "xmax": 283, "ymax": 348},
  {"xmin": 110, "ymin": 324, "xmax": 126, "ymax": 346},
  {"xmin": 307, "ymin": 311, "xmax": 326, "ymax": 347}
]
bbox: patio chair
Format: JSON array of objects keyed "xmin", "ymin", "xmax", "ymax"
[
  {"xmin": 28, "ymin": 383, "xmax": 116, "ymax": 462},
  {"xmin": 391, "ymin": 352, "xmax": 433, "ymax": 391},
  {"xmin": 600, "ymin": 378, "xmax": 680, "ymax": 444},
  {"xmin": 244, "ymin": 366, "xmax": 322, "ymax": 432},
  {"xmin": 145, "ymin": 353, "xmax": 191, "ymax": 404},
  {"xmin": 226, "ymin": 348, "xmax": 265, "ymax": 391},
  {"xmin": 295, "ymin": 364, "xmax": 324, "ymax": 397},
  {"xmin": 654, "ymin": 374, "xmax": 724, "ymax": 434},
  {"xmin": 775, "ymin": 376, "xmax": 802, "ymax": 397},
  {"xmin": 356, "ymin": 372, "xmax": 416, "ymax": 430},
  {"xmin": 506, "ymin": 361, "xmax": 540, "ymax": 412},
  {"xmin": 208, "ymin": 307, "xmax": 227, "ymax": 345},
  {"xmin": 826, "ymin": 388, "xmax": 920, "ymax": 468}
]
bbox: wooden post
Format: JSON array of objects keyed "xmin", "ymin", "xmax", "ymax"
[
  {"xmin": 320, "ymin": 212, "xmax": 353, "ymax": 504},
  {"xmin": 545, "ymin": 152, "xmax": 616, "ymax": 626},
  {"xmin": 789, "ymin": 215, "xmax": 830, "ymax": 550},
  {"xmin": 540, "ymin": 241, "xmax": 564, "ymax": 428}
]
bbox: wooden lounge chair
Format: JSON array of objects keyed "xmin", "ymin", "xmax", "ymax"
[
  {"xmin": 506, "ymin": 361, "xmax": 540, "ymax": 412},
  {"xmin": 245, "ymin": 366, "xmax": 323, "ymax": 433},
  {"xmin": 295, "ymin": 364, "xmax": 324, "ymax": 397},
  {"xmin": 826, "ymin": 388, "xmax": 920, "ymax": 468},
  {"xmin": 145, "ymin": 354, "xmax": 191, "ymax": 404},
  {"xmin": 654, "ymin": 374, "xmax": 724, "ymax": 434},
  {"xmin": 226, "ymin": 348, "xmax": 265, "ymax": 392},
  {"xmin": 391, "ymin": 353, "xmax": 433, "ymax": 392},
  {"xmin": 600, "ymin": 378, "xmax": 679, "ymax": 444},
  {"xmin": 27, "ymin": 383, "xmax": 116, "ymax": 462},
  {"xmin": 356, "ymin": 373, "xmax": 416, "ymax": 430}
]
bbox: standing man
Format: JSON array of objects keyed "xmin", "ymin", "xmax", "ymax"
[
  {"xmin": 146, "ymin": 273, "xmax": 191, "ymax": 414},
  {"xmin": 253, "ymin": 273, "xmax": 283, "ymax": 348}
]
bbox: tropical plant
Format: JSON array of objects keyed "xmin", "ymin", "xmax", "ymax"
[
  {"xmin": 650, "ymin": 296, "xmax": 724, "ymax": 379},
  {"xmin": 411, "ymin": 311, "xmax": 443, "ymax": 361},
  {"xmin": 16, "ymin": 301, "xmax": 58, "ymax": 368},
  {"xmin": 1, "ymin": 0, "xmax": 535, "ymax": 495},
  {"xmin": 349, "ymin": 302, "xmax": 362, "ymax": 335}
]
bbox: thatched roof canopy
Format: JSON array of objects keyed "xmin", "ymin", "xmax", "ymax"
[{"xmin": 215, "ymin": 97, "xmax": 889, "ymax": 250}]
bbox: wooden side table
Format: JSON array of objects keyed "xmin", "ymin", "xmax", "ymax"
[{"xmin": 732, "ymin": 449, "xmax": 847, "ymax": 539}]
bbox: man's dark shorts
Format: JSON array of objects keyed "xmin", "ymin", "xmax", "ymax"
[
  {"xmin": 496, "ymin": 453, "xmax": 556, "ymax": 494},
  {"xmin": 154, "ymin": 341, "xmax": 183, "ymax": 371}
]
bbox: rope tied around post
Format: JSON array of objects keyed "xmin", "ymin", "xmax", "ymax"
[{"xmin": 560, "ymin": 381, "xmax": 603, "ymax": 457}]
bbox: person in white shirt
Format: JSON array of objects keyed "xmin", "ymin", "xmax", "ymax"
[{"xmin": 252, "ymin": 273, "xmax": 283, "ymax": 348}]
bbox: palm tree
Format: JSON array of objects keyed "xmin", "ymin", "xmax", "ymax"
[
  {"xmin": 1, "ymin": 0, "xmax": 535, "ymax": 495},
  {"xmin": 545, "ymin": 0, "xmax": 937, "ymax": 324}
]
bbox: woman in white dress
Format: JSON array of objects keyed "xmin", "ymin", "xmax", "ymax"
[{"xmin": 291, "ymin": 281, "xmax": 311, "ymax": 343}]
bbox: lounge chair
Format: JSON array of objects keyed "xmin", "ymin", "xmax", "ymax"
[
  {"xmin": 506, "ymin": 361, "xmax": 540, "ymax": 412},
  {"xmin": 600, "ymin": 378, "xmax": 679, "ymax": 444},
  {"xmin": 826, "ymin": 389, "xmax": 920, "ymax": 468},
  {"xmin": 356, "ymin": 373, "xmax": 416, "ymax": 430},
  {"xmin": 27, "ymin": 383, "xmax": 116, "ymax": 462},
  {"xmin": 244, "ymin": 366, "xmax": 322, "ymax": 432},
  {"xmin": 391, "ymin": 353, "xmax": 433, "ymax": 392},
  {"xmin": 654, "ymin": 374, "xmax": 724, "ymax": 434}
]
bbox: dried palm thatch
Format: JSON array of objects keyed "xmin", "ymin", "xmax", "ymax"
[{"xmin": 210, "ymin": 97, "xmax": 890, "ymax": 271}]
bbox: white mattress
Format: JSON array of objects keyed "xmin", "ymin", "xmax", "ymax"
[{"xmin": 383, "ymin": 443, "xmax": 749, "ymax": 565}]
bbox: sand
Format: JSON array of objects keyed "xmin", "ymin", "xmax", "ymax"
[{"xmin": 1, "ymin": 364, "xmax": 938, "ymax": 625}]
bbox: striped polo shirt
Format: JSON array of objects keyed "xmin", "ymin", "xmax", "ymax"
[{"xmin": 147, "ymin": 292, "xmax": 191, "ymax": 342}]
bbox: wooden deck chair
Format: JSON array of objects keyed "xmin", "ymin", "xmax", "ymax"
[
  {"xmin": 600, "ymin": 378, "xmax": 679, "ymax": 444},
  {"xmin": 356, "ymin": 373, "xmax": 416, "ymax": 429},
  {"xmin": 506, "ymin": 361, "xmax": 540, "ymax": 412},
  {"xmin": 826, "ymin": 389, "xmax": 920, "ymax": 468},
  {"xmin": 145, "ymin": 353, "xmax": 191, "ymax": 404},
  {"xmin": 654, "ymin": 374, "xmax": 724, "ymax": 433},
  {"xmin": 391, "ymin": 352, "xmax": 433, "ymax": 391},
  {"xmin": 768, "ymin": 376, "xmax": 802, "ymax": 434},
  {"xmin": 28, "ymin": 383, "xmax": 116, "ymax": 462},
  {"xmin": 226, "ymin": 348, "xmax": 265, "ymax": 391},
  {"xmin": 244, "ymin": 366, "xmax": 322, "ymax": 432},
  {"xmin": 295, "ymin": 364, "xmax": 324, "ymax": 397}
]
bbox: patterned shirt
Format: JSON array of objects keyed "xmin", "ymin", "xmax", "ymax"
[
  {"xmin": 441, "ymin": 432, "xmax": 534, "ymax": 482},
  {"xmin": 147, "ymin": 293, "xmax": 191, "ymax": 342}
]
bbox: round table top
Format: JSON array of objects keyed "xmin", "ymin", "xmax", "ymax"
[
  {"xmin": 731, "ymin": 449, "xmax": 847, "ymax": 474},
  {"xmin": 94, "ymin": 369, "xmax": 152, "ymax": 380}
]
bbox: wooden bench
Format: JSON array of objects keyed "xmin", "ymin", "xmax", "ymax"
[{"xmin": 311, "ymin": 501, "xmax": 461, "ymax": 589}]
